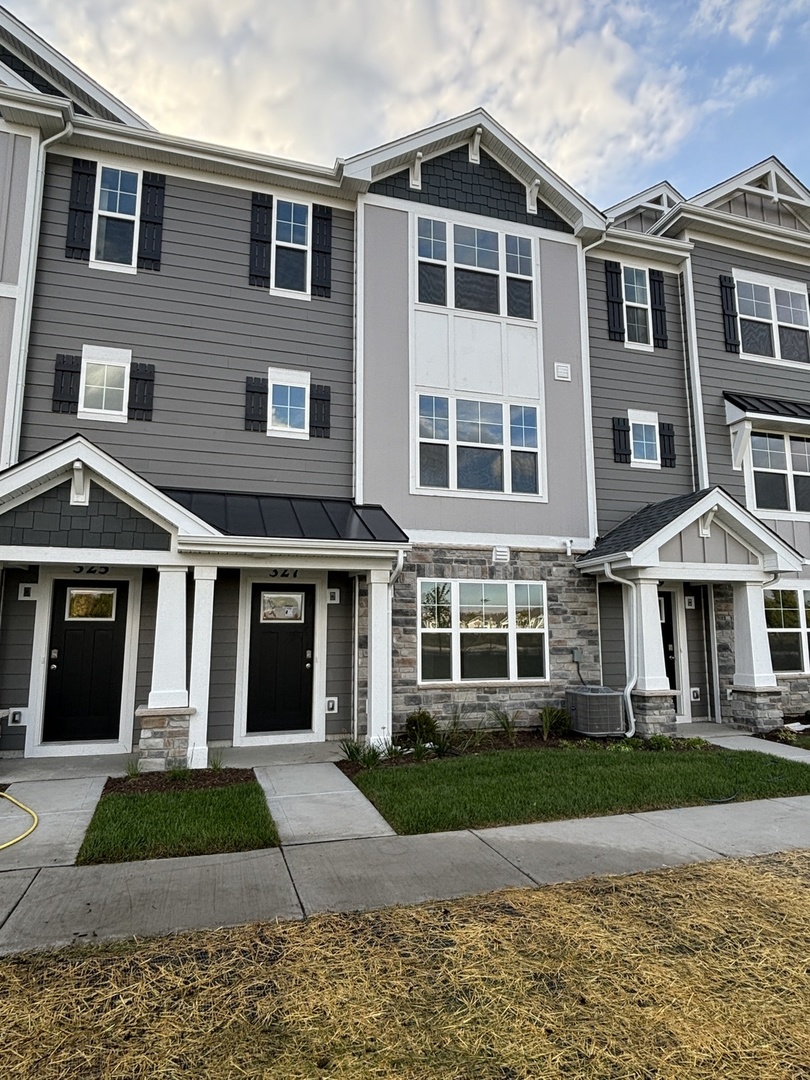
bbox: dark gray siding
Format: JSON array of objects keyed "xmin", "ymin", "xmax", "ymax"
[
  {"xmin": 0, "ymin": 567, "xmax": 38, "ymax": 752},
  {"xmin": 20, "ymin": 157, "xmax": 354, "ymax": 497},
  {"xmin": 691, "ymin": 241, "xmax": 810, "ymax": 501},
  {"xmin": 208, "ymin": 570, "xmax": 239, "ymax": 743},
  {"xmin": 598, "ymin": 582, "xmax": 626, "ymax": 691},
  {"xmin": 133, "ymin": 569, "xmax": 157, "ymax": 743},
  {"xmin": 587, "ymin": 257, "xmax": 694, "ymax": 534},
  {"xmin": 0, "ymin": 481, "xmax": 171, "ymax": 549},
  {"xmin": 326, "ymin": 572, "xmax": 352, "ymax": 736},
  {"xmin": 684, "ymin": 586, "xmax": 709, "ymax": 719}
]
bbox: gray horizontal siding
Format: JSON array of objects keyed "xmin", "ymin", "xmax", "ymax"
[
  {"xmin": 208, "ymin": 570, "xmax": 239, "ymax": 743},
  {"xmin": 326, "ymin": 572, "xmax": 353, "ymax": 736},
  {"xmin": 133, "ymin": 569, "xmax": 157, "ymax": 743},
  {"xmin": 0, "ymin": 569, "xmax": 38, "ymax": 743},
  {"xmin": 598, "ymin": 582, "xmax": 626, "ymax": 691},
  {"xmin": 692, "ymin": 241, "xmax": 810, "ymax": 503},
  {"xmin": 587, "ymin": 258, "xmax": 694, "ymax": 534},
  {"xmin": 20, "ymin": 157, "xmax": 355, "ymax": 498}
]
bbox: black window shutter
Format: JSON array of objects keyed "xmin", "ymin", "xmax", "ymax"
[
  {"xmin": 719, "ymin": 275, "xmax": 740, "ymax": 353},
  {"xmin": 65, "ymin": 159, "xmax": 97, "ymax": 261},
  {"xmin": 612, "ymin": 416, "xmax": 631, "ymax": 463},
  {"xmin": 245, "ymin": 376, "xmax": 268, "ymax": 430},
  {"xmin": 649, "ymin": 269, "xmax": 668, "ymax": 349},
  {"xmin": 310, "ymin": 384, "xmax": 331, "ymax": 437},
  {"xmin": 659, "ymin": 422, "xmax": 676, "ymax": 467},
  {"xmin": 249, "ymin": 194, "xmax": 272, "ymax": 288},
  {"xmin": 605, "ymin": 261, "xmax": 625, "ymax": 341},
  {"xmin": 128, "ymin": 363, "xmax": 155, "ymax": 420},
  {"xmin": 311, "ymin": 204, "xmax": 332, "ymax": 298},
  {"xmin": 52, "ymin": 354, "xmax": 81, "ymax": 413},
  {"xmin": 137, "ymin": 173, "xmax": 165, "ymax": 271}
]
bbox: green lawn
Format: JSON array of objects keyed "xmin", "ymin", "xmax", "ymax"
[
  {"xmin": 352, "ymin": 745, "xmax": 810, "ymax": 834},
  {"xmin": 77, "ymin": 782, "xmax": 279, "ymax": 864}
]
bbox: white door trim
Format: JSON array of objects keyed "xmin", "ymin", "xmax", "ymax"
[
  {"xmin": 24, "ymin": 567, "xmax": 142, "ymax": 757},
  {"xmin": 233, "ymin": 570, "xmax": 328, "ymax": 746},
  {"xmin": 659, "ymin": 584, "xmax": 691, "ymax": 723}
]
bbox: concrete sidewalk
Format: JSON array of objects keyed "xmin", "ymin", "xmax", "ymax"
[{"xmin": 2, "ymin": 793, "xmax": 810, "ymax": 956}]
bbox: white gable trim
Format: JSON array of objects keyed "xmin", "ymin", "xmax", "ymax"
[
  {"xmin": 606, "ymin": 182, "xmax": 684, "ymax": 223},
  {"xmin": 691, "ymin": 157, "xmax": 810, "ymax": 213},
  {"xmin": 0, "ymin": 436, "xmax": 221, "ymax": 538}
]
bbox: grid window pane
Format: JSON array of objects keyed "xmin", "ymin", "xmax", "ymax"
[
  {"xmin": 271, "ymin": 382, "xmax": 307, "ymax": 429},
  {"xmin": 505, "ymin": 235, "xmax": 532, "ymax": 277},
  {"xmin": 419, "ymin": 395, "xmax": 449, "ymax": 441},
  {"xmin": 82, "ymin": 362, "xmax": 127, "ymax": 413},
  {"xmin": 420, "ymin": 580, "xmax": 452, "ymax": 629},
  {"xmin": 632, "ymin": 423, "xmax": 658, "ymax": 461},
  {"xmin": 276, "ymin": 201, "xmax": 308, "ymax": 246},
  {"xmin": 460, "ymin": 633, "xmax": 509, "ymax": 679},
  {"xmin": 623, "ymin": 267, "xmax": 648, "ymax": 305},
  {"xmin": 775, "ymin": 288, "xmax": 809, "ymax": 327},
  {"xmin": 737, "ymin": 281, "xmax": 772, "ymax": 319},
  {"xmin": 459, "ymin": 582, "xmax": 509, "ymax": 629},
  {"xmin": 417, "ymin": 218, "xmax": 446, "ymax": 262},
  {"xmin": 515, "ymin": 584, "xmax": 545, "ymax": 628},
  {"xmin": 456, "ymin": 400, "xmax": 503, "ymax": 445},
  {"xmin": 764, "ymin": 590, "xmax": 800, "ymax": 629},
  {"xmin": 626, "ymin": 306, "xmax": 650, "ymax": 344},
  {"xmin": 751, "ymin": 433, "xmax": 787, "ymax": 470},
  {"xmin": 791, "ymin": 437, "xmax": 810, "ymax": 474},
  {"xmin": 510, "ymin": 406, "xmax": 538, "ymax": 448},
  {"xmin": 454, "ymin": 226, "xmax": 499, "ymax": 271},
  {"xmin": 99, "ymin": 167, "xmax": 137, "ymax": 216}
]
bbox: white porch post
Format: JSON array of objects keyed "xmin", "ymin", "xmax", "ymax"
[
  {"xmin": 148, "ymin": 566, "xmax": 189, "ymax": 708},
  {"xmin": 732, "ymin": 581, "xmax": 777, "ymax": 688},
  {"xmin": 366, "ymin": 569, "xmax": 392, "ymax": 745},
  {"xmin": 187, "ymin": 566, "xmax": 217, "ymax": 768},
  {"xmin": 635, "ymin": 579, "xmax": 670, "ymax": 691}
]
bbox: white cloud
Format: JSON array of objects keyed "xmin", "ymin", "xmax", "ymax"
[{"xmin": 692, "ymin": 0, "xmax": 810, "ymax": 44}]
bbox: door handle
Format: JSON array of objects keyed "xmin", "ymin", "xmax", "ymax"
[
  {"xmin": 305, "ymin": 662, "xmax": 312, "ymax": 670},
  {"xmin": 49, "ymin": 664, "xmax": 58, "ymax": 670}
]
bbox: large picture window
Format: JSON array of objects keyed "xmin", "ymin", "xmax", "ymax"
[
  {"xmin": 735, "ymin": 272, "xmax": 810, "ymax": 364},
  {"xmin": 764, "ymin": 589, "xmax": 810, "ymax": 672},
  {"xmin": 750, "ymin": 431, "xmax": 810, "ymax": 512},
  {"xmin": 419, "ymin": 579, "xmax": 548, "ymax": 683},
  {"xmin": 416, "ymin": 216, "xmax": 534, "ymax": 320},
  {"xmin": 418, "ymin": 394, "xmax": 539, "ymax": 495}
]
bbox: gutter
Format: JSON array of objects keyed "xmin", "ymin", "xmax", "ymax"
[{"xmin": 602, "ymin": 562, "xmax": 637, "ymax": 738}]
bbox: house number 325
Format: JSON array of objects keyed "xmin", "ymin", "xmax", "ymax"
[{"xmin": 73, "ymin": 566, "xmax": 110, "ymax": 575}]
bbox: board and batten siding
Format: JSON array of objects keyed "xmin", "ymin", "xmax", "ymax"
[
  {"xmin": 587, "ymin": 257, "xmax": 694, "ymax": 534},
  {"xmin": 19, "ymin": 156, "xmax": 355, "ymax": 497}
]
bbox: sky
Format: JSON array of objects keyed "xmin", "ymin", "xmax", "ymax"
[{"xmin": 6, "ymin": 0, "xmax": 810, "ymax": 209}]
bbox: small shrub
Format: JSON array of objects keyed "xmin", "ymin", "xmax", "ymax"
[
  {"xmin": 125, "ymin": 757, "xmax": 141, "ymax": 779},
  {"xmin": 339, "ymin": 738, "xmax": 364, "ymax": 762},
  {"xmin": 432, "ymin": 729, "xmax": 457, "ymax": 758},
  {"xmin": 208, "ymin": 750, "xmax": 224, "ymax": 771},
  {"xmin": 678, "ymin": 737, "xmax": 711, "ymax": 750},
  {"xmin": 490, "ymin": 706, "xmax": 519, "ymax": 745},
  {"xmin": 166, "ymin": 765, "xmax": 191, "ymax": 783},
  {"xmin": 358, "ymin": 744, "xmax": 383, "ymax": 770},
  {"xmin": 539, "ymin": 705, "xmax": 569, "ymax": 742},
  {"xmin": 647, "ymin": 734, "xmax": 674, "ymax": 752},
  {"xmin": 403, "ymin": 708, "xmax": 438, "ymax": 746},
  {"xmin": 774, "ymin": 729, "xmax": 800, "ymax": 745}
]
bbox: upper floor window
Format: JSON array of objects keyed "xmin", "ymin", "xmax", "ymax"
[
  {"xmin": 267, "ymin": 367, "xmax": 310, "ymax": 439},
  {"xmin": 628, "ymin": 409, "xmax": 660, "ymax": 469},
  {"xmin": 735, "ymin": 273, "xmax": 810, "ymax": 364},
  {"xmin": 604, "ymin": 261, "xmax": 668, "ymax": 350},
  {"xmin": 750, "ymin": 431, "xmax": 810, "ymax": 511},
  {"xmin": 273, "ymin": 200, "xmax": 309, "ymax": 293},
  {"xmin": 417, "ymin": 217, "xmax": 534, "ymax": 320},
  {"xmin": 77, "ymin": 345, "xmax": 131, "ymax": 423},
  {"xmin": 623, "ymin": 267, "xmax": 651, "ymax": 346},
  {"xmin": 418, "ymin": 394, "xmax": 539, "ymax": 495},
  {"xmin": 91, "ymin": 167, "xmax": 141, "ymax": 271}
]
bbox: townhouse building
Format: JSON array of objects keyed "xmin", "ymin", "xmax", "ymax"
[{"xmin": 1, "ymin": 8, "xmax": 808, "ymax": 767}]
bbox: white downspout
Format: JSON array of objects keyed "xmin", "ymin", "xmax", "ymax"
[
  {"xmin": 603, "ymin": 563, "xmax": 636, "ymax": 737},
  {"xmin": 3, "ymin": 112, "xmax": 74, "ymax": 469},
  {"xmin": 388, "ymin": 548, "xmax": 405, "ymax": 586}
]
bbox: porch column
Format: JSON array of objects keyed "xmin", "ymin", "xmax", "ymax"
[
  {"xmin": 732, "ymin": 581, "xmax": 777, "ymax": 689},
  {"xmin": 366, "ymin": 569, "xmax": 392, "ymax": 745},
  {"xmin": 187, "ymin": 566, "xmax": 217, "ymax": 768},
  {"xmin": 148, "ymin": 566, "xmax": 189, "ymax": 708},
  {"xmin": 635, "ymin": 579, "xmax": 670, "ymax": 692}
]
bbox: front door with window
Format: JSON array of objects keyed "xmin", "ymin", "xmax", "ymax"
[
  {"xmin": 43, "ymin": 580, "xmax": 129, "ymax": 741},
  {"xmin": 246, "ymin": 584, "xmax": 315, "ymax": 732}
]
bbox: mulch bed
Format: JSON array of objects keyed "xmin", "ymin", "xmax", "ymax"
[{"xmin": 103, "ymin": 768, "xmax": 256, "ymax": 796}]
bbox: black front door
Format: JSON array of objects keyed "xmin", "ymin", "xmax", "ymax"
[
  {"xmin": 659, "ymin": 590, "xmax": 678, "ymax": 691},
  {"xmin": 246, "ymin": 584, "xmax": 315, "ymax": 732},
  {"xmin": 43, "ymin": 580, "xmax": 129, "ymax": 742}
]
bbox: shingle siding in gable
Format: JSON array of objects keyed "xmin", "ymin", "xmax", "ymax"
[
  {"xmin": 369, "ymin": 146, "xmax": 572, "ymax": 233},
  {"xmin": 19, "ymin": 157, "xmax": 355, "ymax": 498},
  {"xmin": 586, "ymin": 257, "xmax": 694, "ymax": 534}
]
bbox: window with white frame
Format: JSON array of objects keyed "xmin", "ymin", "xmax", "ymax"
[
  {"xmin": 628, "ymin": 409, "xmax": 660, "ymax": 468},
  {"xmin": 77, "ymin": 345, "xmax": 131, "ymax": 423},
  {"xmin": 273, "ymin": 199, "xmax": 310, "ymax": 294},
  {"xmin": 623, "ymin": 266, "xmax": 651, "ymax": 346},
  {"xmin": 419, "ymin": 579, "xmax": 548, "ymax": 682},
  {"xmin": 416, "ymin": 216, "xmax": 534, "ymax": 319},
  {"xmin": 418, "ymin": 394, "xmax": 539, "ymax": 494},
  {"xmin": 91, "ymin": 166, "xmax": 141, "ymax": 269},
  {"xmin": 267, "ymin": 367, "xmax": 310, "ymax": 438},
  {"xmin": 764, "ymin": 588, "xmax": 810, "ymax": 672},
  {"xmin": 735, "ymin": 272, "xmax": 810, "ymax": 364},
  {"xmin": 750, "ymin": 431, "xmax": 810, "ymax": 511}
]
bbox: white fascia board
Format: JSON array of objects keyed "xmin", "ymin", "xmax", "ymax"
[
  {"xmin": 690, "ymin": 156, "xmax": 810, "ymax": 209},
  {"xmin": 652, "ymin": 202, "xmax": 810, "ymax": 258},
  {"xmin": 0, "ymin": 435, "xmax": 221, "ymax": 538},
  {"xmin": 605, "ymin": 182, "xmax": 684, "ymax": 222},
  {"xmin": 0, "ymin": 8, "xmax": 153, "ymax": 129},
  {"xmin": 177, "ymin": 535, "xmax": 409, "ymax": 561},
  {"xmin": 592, "ymin": 229, "xmax": 693, "ymax": 267}
]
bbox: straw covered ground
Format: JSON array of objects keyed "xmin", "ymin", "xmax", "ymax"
[{"xmin": 3, "ymin": 852, "xmax": 810, "ymax": 1079}]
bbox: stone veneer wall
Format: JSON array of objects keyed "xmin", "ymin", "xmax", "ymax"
[
  {"xmin": 713, "ymin": 584, "xmax": 736, "ymax": 723},
  {"xmin": 388, "ymin": 547, "xmax": 600, "ymax": 731}
]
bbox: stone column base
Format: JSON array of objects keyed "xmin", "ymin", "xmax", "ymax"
[
  {"xmin": 730, "ymin": 687, "xmax": 783, "ymax": 733},
  {"xmin": 631, "ymin": 691, "xmax": 677, "ymax": 738},
  {"xmin": 135, "ymin": 706, "xmax": 196, "ymax": 771}
]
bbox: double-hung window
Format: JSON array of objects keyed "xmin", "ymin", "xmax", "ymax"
[
  {"xmin": 267, "ymin": 367, "xmax": 310, "ymax": 438},
  {"xmin": 628, "ymin": 409, "xmax": 660, "ymax": 469},
  {"xmin": 419, "ymin": 579, "xmax": 548, "ymax": 682},
  {"xmin": 764, "ymin": 589, "xmax": 810, "ymax": 672},
  {"xmin": 418, "ymin": 394, "xmax": 539, "ymax": 495},
  {"xmin": 273, "ymin": 200, "xmax": 310, "ymax": 294},
  {"xmin": 416, "ymin": 217, "xmax": 534, "ymax": 319},
  {"xmin": 77, "ymin": 345, "xmax": 131, "ymax": 423},
  {"xmin": 750, "ymin": 431, "xmax": 810, "ymax": 511},
  {"xmin": 623, "ymin": 267, "xmax": 651, "ymax": 346},
  {"xmin": 735, "ymin": 273, "xmax": 810, "ymax": 364},
  {"xmin": 91, "ymin": 166, "xmax": 141, "ymax": 270}
]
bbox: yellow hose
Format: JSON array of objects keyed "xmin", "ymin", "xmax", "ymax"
[{"xmin": 0, "ymin": 790, "xmax": 39, "ymax": 849}]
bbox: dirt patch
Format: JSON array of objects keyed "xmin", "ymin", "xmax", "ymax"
[{"xmin": 103, "ymin": 768, "xmax": 257, "ymax": 796}]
